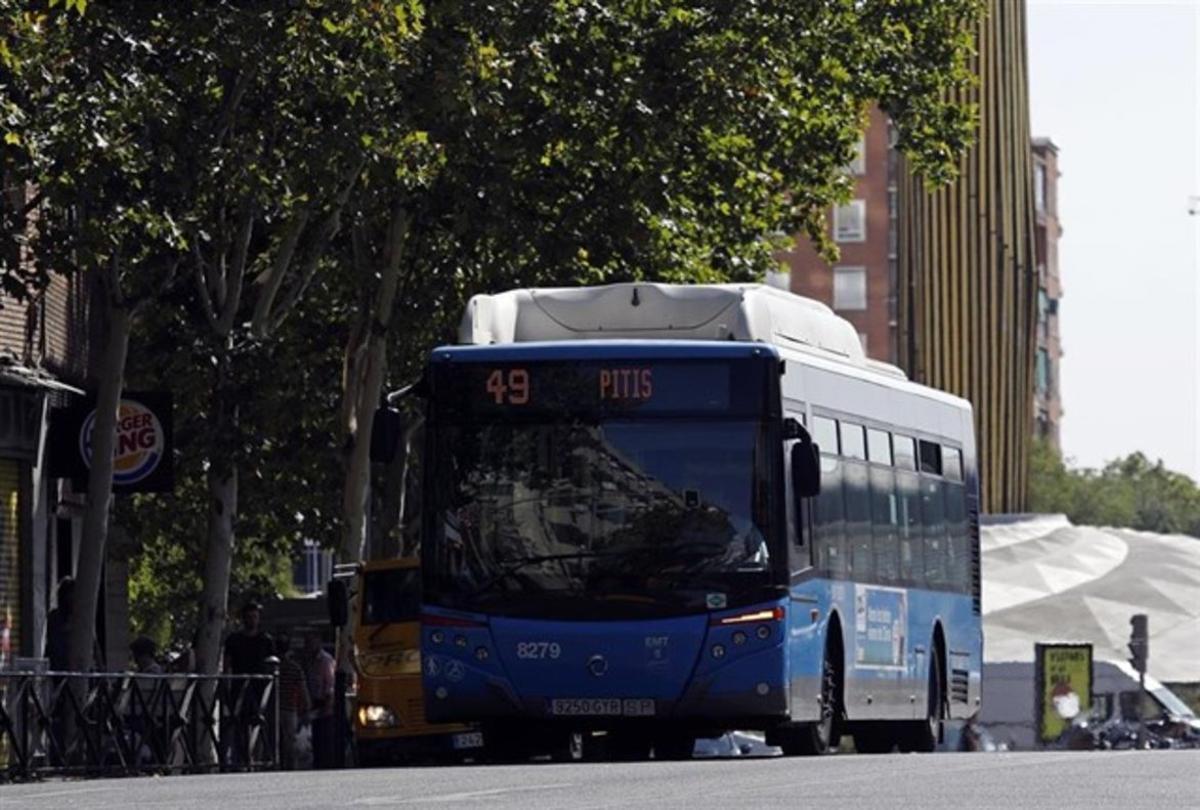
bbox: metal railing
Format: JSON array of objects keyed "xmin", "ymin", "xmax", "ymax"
[{"xmin": 0, "ymin": 669, "xmax": 279, "ymax": 781}]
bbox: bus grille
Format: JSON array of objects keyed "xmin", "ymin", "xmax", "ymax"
[
  {"xmin": 968, "ymin": 503, "xmax": 981, "ymax": 615},
  {"xmin": 405, "ymin": 697, "xmax": 426, "ymax": 728},
  {"xmin": 951, "ymin": 668, "xmax": 970, "ymax": 704}
]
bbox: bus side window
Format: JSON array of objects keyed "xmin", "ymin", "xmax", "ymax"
[
  {"xmin": 812, "ymin": 416, "xmax": 839, "ymax": 456},
  {"xmin": 844, "ymin": 460, "xmax": 871, "ymax": 581},
  {"xmin": 815, "ymin": 451, "xmax": 847, "ymax": 579},
  {"xmin": 869, "ymin": 465, "xmax": 899, "ymax": 584},
  {"xmin": 943, "ymin": 446, "xmax": 963, "ymax": 483},
  {"xmin": 894, "ymin": 435, "xmax": 917, "ymax": 471},
  {"xmin": 918, "ymin": 440, "xmax": 943, "ymax": 475},
  {"xmin": 840, "ymin": 422, "xmax": 866, "ymax": 460},
  {"xmin": 921, "ymin": 476, "xmax": 948, "ymax": 589},
  {"xmin": 945, "ymin": 481, "xmax": 969, "ymax": 593},
  {"xmin": 867, "ymin": 428, "xmax": 892, "ymax": 466},
  {"xmin": 896, "ymin": 469, "xmax": 922, "ymax": 586}
]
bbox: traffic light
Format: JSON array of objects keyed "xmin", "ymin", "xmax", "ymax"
[{"xmin": 1128, "ymin": 613, "xmax": 1149, "ymax": 674}]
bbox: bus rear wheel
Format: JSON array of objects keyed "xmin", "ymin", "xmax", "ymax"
[
  {"xmin": 852, "ymin": 723, "xmax": 899, "ymax": 754},
  {"xmin": 903, "ymin": 645, "xmax": 945, "ymax": 753}
]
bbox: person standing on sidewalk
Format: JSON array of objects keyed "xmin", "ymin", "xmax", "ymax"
[
  {"xmin": 223, "ymin": 602, "xmax": 274, "ymax": 765},
  {"xmin": 302, "ymin": 630, "xmax": 336, "ymax": 769}
]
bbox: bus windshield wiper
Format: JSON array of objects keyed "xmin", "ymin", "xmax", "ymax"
[{"xmin": 467, "ymin": 551, "xmax": 618, "ymax": 597}]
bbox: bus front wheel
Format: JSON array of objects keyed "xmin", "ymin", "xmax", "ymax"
[{"xmin": 779, "ymin": 654, "xmax": 840, "ymax": 756}]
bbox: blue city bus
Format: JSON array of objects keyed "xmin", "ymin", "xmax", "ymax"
[{"xmin": 418, "ymin": 287, "xmax": 981, "ymax": 759}]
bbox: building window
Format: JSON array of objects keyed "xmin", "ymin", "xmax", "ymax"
[
  {"xmin": 848, "ymin": 136, "xmax": 866, "ymax": 176},
  {"xmin": 1035, "ymin": 348, "xmax": 1049, "ymax": 393},
  {"xmin": 833, "ymin": 267, "xmax": 867, "ymax": 311},
  {"xmin": 1034, "ymin": 162, "xmax": 1046, "ymax": 215},
  {"xmin": 833, "ymin": 200, "xmax": 866, "ymax": 243}
]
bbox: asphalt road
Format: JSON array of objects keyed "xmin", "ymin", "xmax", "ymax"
[{"xmin": 4, "ymin": 751, "xmax": 1199, "ymax": 810}]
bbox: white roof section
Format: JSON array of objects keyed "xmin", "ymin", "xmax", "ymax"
[
  {"xmin": 459, "ymin": 283, "xmax": 906, "ymax": 379},
  {"xmin": 982, "ymin": 517, "xmax": 1200, "ymax": 682}
]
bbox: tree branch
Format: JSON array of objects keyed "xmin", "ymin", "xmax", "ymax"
[
  {"xmin": 255, "ymin": 156, "xmax": 366, "ymax": 337},
  {"xmin": 215, "ymin": 203, "xmax": 255, "ymax": 336},
  {"xmin": 192, "ymin": 243, "xmax": 219, "ymax": 329},
  {"xmin": 248, "ymin": 203, "xmax": 311, "ymax": 337}
]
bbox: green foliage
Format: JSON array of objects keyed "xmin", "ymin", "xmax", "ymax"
[
  {"xmin": 1029, "ymin": 440, "xmax": 1200, "ymax": 538},
  {"xmin": 118, "ymin": 286, "xmax": 346, "ymax": 647},
  {"xmin": 5, "ymin": 1, "xmax": 987, "ymax": 647}
]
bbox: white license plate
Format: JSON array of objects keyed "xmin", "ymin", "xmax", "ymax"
[
  {"xmin": 452, "ymin": 732, "xmax": 484, "ymax": 749},
  {"xmin": 549, "ymin": 698, "xmax": 655, "ymax": 717}
]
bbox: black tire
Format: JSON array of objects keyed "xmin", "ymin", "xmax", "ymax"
[
  {"xmin": 607, "ymin": 732, "xmax": 653, "ymax": 761},
  {"xmin": 481, "ymin": 724, "xmax": 534, "ymax": 764},
  {"xmin": 853, "ymin": 723, "xmax": 898, "ymax": 754},
  {"xmin": 549, "ymin": 732, "xmax": 583, "ymax": 763},
  {"xmin": 780, "ymin": 653, "xmax": 839, "ymax": 756},
  {"xmin": 906, "ymin": 645, "xmax": 945, "ymax": 753},
  {"xmin": 652, "ymin": 734, "xmax": 695, "ymax": 761}
]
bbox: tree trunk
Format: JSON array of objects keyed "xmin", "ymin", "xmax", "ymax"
[
  {"xmin": 372, "ymin": 414, "xmax": 424, "ymax": 559},
  {"xmin": 194, "ymin": 347, "xmax": 238, "ymax": 678},
  {"xmin": 337, "ymin": 204, "xmax": 410, "ymax": 565},
  {"xmin": 68, "ymin": 300, "xmax": 132, "ymax": 673},
  {"xmin": 371, "ymin": 423, "xmax": 409, "ymax": 559}
]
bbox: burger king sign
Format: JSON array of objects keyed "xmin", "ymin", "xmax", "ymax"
[
  {"xmin": 80, "ymin": 399, "xmax": 166, "ymax": 486},
  {"xmin": 50, "ymin": 392, "xmax": 173, "ymax": 493}
]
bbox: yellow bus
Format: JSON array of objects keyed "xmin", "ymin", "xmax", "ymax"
[{"xmin": 353, "ymin": 558, "xmax": 483, "ymax": 765}]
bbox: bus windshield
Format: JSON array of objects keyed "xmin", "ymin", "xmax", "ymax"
[
  {"xmin": 361, "ymin": 567, "xmax": 421, "ymax": 625},
  {"xmin": 429, "ymin": 418, "xmax": 778, "ymax": 618}
]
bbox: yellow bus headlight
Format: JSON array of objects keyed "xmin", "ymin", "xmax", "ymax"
[{"xmin": 357, "ymin": 703, "xmax": 398, "ymax": 728}]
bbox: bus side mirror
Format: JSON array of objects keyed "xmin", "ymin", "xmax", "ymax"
[
  {"xmin": 327, "ymin": 578, "xmax": 350, "ymax": 627},
  {"xmin": 792, "ymin": 441, "xmax": 821, "ymax": 499}
]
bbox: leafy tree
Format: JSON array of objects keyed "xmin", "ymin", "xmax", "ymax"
[
  {"xmin": 8, "ymin": 0, "xmax": 988, "ymax": 663},
  {"xmin": 4, "ymin": 0, "xmax": 423, "ymax": 675},
  {"xmin": 337, "ymin": 0, "xmax": 985, "ymax": 563},
  {"xmin": 4, "ymin": 1, "xmax": 196, "ymax": 673},
  {"xmin": 1029, "ymin": 440, "xmax": 1200, "ymax": 537},
  {"xmin": 118, "ymin": 287, "xmax": 344, "ymax": 651},
  {"xmin": 177, "ymin": 1, "xmax": 424, "ymax": 679}
]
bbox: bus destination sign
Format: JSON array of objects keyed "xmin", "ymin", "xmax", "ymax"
[{"xmin": 438, "ymin": 360, "xmax": 759, "ymax": 417}]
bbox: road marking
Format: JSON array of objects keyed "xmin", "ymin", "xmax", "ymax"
[
  {"xmin": 354, "ymin": 782, "xmax": 574, "ymax": 805},
  {"xmin": 3, "ymin": 787, "xmax": 118, "ymax": 801}
]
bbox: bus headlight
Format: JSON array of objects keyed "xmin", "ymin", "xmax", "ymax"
[{"xmin": 357, "ymin": 704, "xmax": 398, "ymax": 728}]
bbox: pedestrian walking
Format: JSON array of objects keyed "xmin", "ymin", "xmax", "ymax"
[
  {"xmin": 126, "ymin": 636, "xmax": 163, "ymax": 766},
  {"xmin": 274, "ymin": 632, "xmax": 310, "ymax": 770},
  {"xmin": 301, "ymin": 629, "xmax": 336, "ymax": 769}
]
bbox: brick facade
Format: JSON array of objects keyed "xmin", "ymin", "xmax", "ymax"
[
  {"xmin": 1032, "ymin": 139, "xmax": 1064, "ymax": 449},
  {"xmin": 782, "ymin": 107, "xmax": 898, "ymax": 364}
]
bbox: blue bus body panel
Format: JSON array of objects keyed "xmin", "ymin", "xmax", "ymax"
[
  {"xmin": 784, "ymin": 578, "xmax": 982, "ymax": 722},
  {"xmin": 422, "ymin": 602, "xmax": 790, "ymax": 724}
]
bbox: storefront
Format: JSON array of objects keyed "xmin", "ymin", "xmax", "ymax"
[{"xmin": 0, "ymin": 372, "xmax": 84, "ymax": 669}]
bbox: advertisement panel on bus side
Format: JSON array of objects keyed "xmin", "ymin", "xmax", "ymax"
[{"xmin": 854, "ymin": 585, "xmax": 907, "ymax": 670}]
